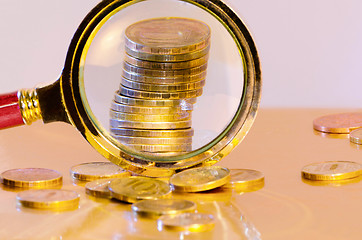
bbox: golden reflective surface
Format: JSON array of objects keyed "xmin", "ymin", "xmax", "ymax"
[{"xmin": 1, "ymin": 109, "xmax": 362, "ymax": 239}]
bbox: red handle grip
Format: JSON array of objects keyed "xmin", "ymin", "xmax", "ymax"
[{"xmin": 0, "ymin": 91, "xmax": 24, "ymax": 129}]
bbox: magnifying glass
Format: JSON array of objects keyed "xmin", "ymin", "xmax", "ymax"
[{"xmin": 0, "ymin": 0, "xmax": 261, "ymax": 177}]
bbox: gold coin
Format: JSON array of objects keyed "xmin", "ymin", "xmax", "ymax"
[
  {"xmin": 158, "ymin": 213, "xmax": 215, "ymax": 232},
  {"xmin": 124, "ymin": 143, "xmax": 192, "ymax": 152},
  {"xmin": 121, "ymin": 78, "xmax": 206, "ymax": 92},
  {"xmin": 110, "ymin": 110, "xmax": 191, "ymax": 122},
  {"xmin": 222, "ymin": 169, "xmax": 265, "ymax": 191},
  {"xmin": 110, "ymin": 128, "xmax": 194, "ymax": 138},
  {"xmin": 70, "ymin": 162, "xmax": 130, "ymax": 181},
  {"xmin": 108, "ymin": 176, "xmax": 171, "ymax": 203},
  {"xmin": 131, "ymin": 199, "xmax": 196, "ymax": 219},
  {"xmin": 85, "ymin": 178, "xmax": 118, "ymax": 199},
  {"xmin": 122, "ymin": 70, "xmax": 207, "ymax": 84},
  {"xmin": 170, "ymin": 166, "xmax": 231, "ymax": 192},
  {"xmin": 111, "ymin": 101, "xmax": 183, "ymax": 114},
  {"xmin": 350, "ymin": 128, "xmax": 362, "ymax": 144},
  {"xmin": 301, "ymin": 161, "xmax": 362, "ymax": 181},
  {"xmin": 111, "ymin": 136, "xmax": 193, "ymax": 145},
  {"xmin": 120, "ymin": 86, "xmax": 203, "ymax": 100},
  {"xmin": 114, "ymin": 92, "xmax": 196, "ymax": 107},
  {"xmin": 124, "ymin": 54, "xmax": 209, "ymax": 70},
  {"xmin": 109, "ymin": 118, "xmax": 192, "ymax": 130},
  {"xmin": 143, "ymin": 151, "xmax": 189, "ymax": 157},
  {"xmin": 125, "ymin": 17, "xmax": 210, "ymax": 55},
  {"xmin": 123, "ymin": 61, "xmax": 208, "ymax": 77},
  {"xmin": 16, "ymin": 189, "xmax": 79, "ymax": 210},
  {"xmin": 0, "ymin": 168, "xmax": 62, "ymax": 188}
]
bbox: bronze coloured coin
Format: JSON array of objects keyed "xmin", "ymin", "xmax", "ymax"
[
  {"xmin": 313, "ymin": 112, "xmax": 362, "ymax": 133},
  {"xmin": 158, "ymin": 213, "xmax": 215, "ymax": 232},
  {"xmin": 70, "ymin": 162, "xmax": 130, "ymax": 181}
]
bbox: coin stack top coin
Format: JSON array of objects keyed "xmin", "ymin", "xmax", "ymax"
[{"xmin": 110, "ymin": 17, "xmax": 211, "ymax": 156}]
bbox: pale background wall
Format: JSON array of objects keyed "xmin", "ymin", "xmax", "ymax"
[{"xmin": 0, "ymin": 0, "xmax": 361, "ymax": 108}]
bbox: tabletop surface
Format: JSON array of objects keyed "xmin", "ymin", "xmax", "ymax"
[{"xmin": 0, "ymin": 108, "xmax": 361, "ymax": 240}]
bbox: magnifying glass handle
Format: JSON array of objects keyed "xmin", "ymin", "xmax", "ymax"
[{"xmin": 0, "ymin": 91, "xmax": 25, "ymax": 129}]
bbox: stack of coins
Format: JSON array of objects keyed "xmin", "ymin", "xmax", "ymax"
[{"xmin": 110, "ymin": 17, "xmax": 211, "ymax": 156}]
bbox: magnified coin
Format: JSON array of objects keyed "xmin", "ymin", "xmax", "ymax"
[
  {"xmin": 158, "ymin": 213, "xmax": 215, "ymax": 232},
  {"xmin": 170, "ymin": 166, "xmax": 230, "ymax": 192},
  {"xmin": 222, "ymin": 169, "xmax": 264, "ymax": 191},
  {"xmin": 123, "ymin": 143, "xmax": 192, "ymax": 152},
  {"xmin": 108, "ymin": 176, "xmax": 172, "ymax": 203},
  {"xmin": 121, "ymin": 78, "xmax": 206, "ymax": 92},
  {"xmin": 110, "ymin": 110, "xmax": 190, "ymax": 122},
  {"xmin": 122, "ymin": 70, "xmax": 207, "ymax": 84},
  {"xmin": 110, "ymin": 119, "xmax": 192, "ymax": 130},
  {"xmin": 111, "ymin": 136, "xmax": 193, "ymax": 145},
  {"xmin": 85, "ymin": 178, "xmax": 119, "ymax": 199},
  {"xmin": 111, "ymin": 101, "xmax": 183, "ymax": 114},
  {"xmin": 131, "ymin": 199, "xmax": 196, "ymax": 219},
  {"xmin": 16, "ymin": 189, "xmax": 79, "ymax": 210},
  {"xmin": 110, "ymin": 128, "xmax": 194, "ymax": 138},
  {"xmin": 120, "ymin": 85, "xmax": 203, "ymax": 99},
  {"xmin": 114, "ymin": 93, "xmax": 196, "ymax": 107},
  {"xmin": 313, "ymin": 112, "xmax": 362, "ymax": 133},
  {"xmin": 301, "ymin": 161, "xmax": 362, "ymax": 181},
  {"xmin": 1, "ymin": 168, "xmax": 62, "ymax": 188},
  {"xmin": 70, "ymin": 162, "xmax": 130, "ymax": 181},
  {"xmin": 350, "ymin": 128, "xmax": 362, "ymax": 145}
]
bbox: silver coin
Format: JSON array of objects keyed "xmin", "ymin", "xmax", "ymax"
[
  {"xmin": 110, "ymin": 128, "xmax": 194, "ymax": 137},
  {"xmin": 109, "ymin": 119, "xmax": 192, "ymax": 130},
  {"xmin": 121, "ymin": 78, "xmax": 206, "ymax": 92},
  {"xmin": 120, "ymin": 86, "xmax": 203, "ymax": 100},
  {"xmin": 122, "ymin": 70, "xmax": 207, "ymax": 84}
]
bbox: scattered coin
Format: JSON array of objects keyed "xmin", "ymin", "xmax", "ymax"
[
  {"xmin": 16, "ymin": 189, "xmax": 80, "ymax": 210},
  {"xmin": 85, "ymin": 178, "xmax": 118, "ymax": 199},
  {"xmin": 132, "ymin": 199, "xmax": 196, "ymax": 219},
  {"xmin": 301, "ymin": 161, "xmax": 362, "ymax": 181},
  {"xmin": 350, "ymin": 128, "xmax": 362, "ymax": 145},
  {"xmin": 158, "ymin": 213, "xmax": 215, "ymax": 232},
  {"xmin": 108, "ymin": 176, "xmax": 172, "ymax": 203},
  {"xmin": 313, "ymin": 112, "xmax": 362, "ymax": 133},
  {"xmin": 222, "ymin": 169, "xmax": 264, "ymax": 191},
  {"xmin": 1, "ymin": 168, "xmax": 62, "ymax": 188},
  {"xmin": 170, "ymin": 166, "xmax": 230, "ymax": 192},
  {"xmin": 70, "ymin": 162, "xmax": 130, "ymax": 181}
]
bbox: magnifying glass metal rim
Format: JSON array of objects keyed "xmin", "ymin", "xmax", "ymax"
[{"xmin": 39, "ymin": 0, "xmax": 261, "ymax": 177}]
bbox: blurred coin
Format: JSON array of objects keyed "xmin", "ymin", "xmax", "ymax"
[
  {"xmin": 124, "ymin": 143, "xmax": 192, "ymax": 152},
  {"xmin": 120, "ymin": 86, "xmax": 203, "ymax": 100},
  {"xmin": 110, "ymin": 118, "xmax": 192, "ymax": 129},
  {"xmin": 170, "ymin": 166, "xmax": 230, "ymax": 192},
  {"xmin": 158, "ymin": 213, "xmax": 215, "ymax": 232},
  {"xmin": 125, "ymin": 17, "xmax": 210, "ymax": 55},
  {"xmin": 108, "ymin": 176, "xmax": 171, "ymax": 203},
  {"xmin": 111, "ymin": 101, "xmax": 183, "ymax": 114},
  {"xmin": 110, "ymin": 128, "xmax": 194, "ymax": 138},
  {"xmin": 222, "ymin": 169, "xmax": 264, "ymax": 191},
  {"xmin": 85, "ymin": 178, "xmax": 118, "ymax": 199},
  {"xmin": 110, "ymin": 110, "xmax": 191, "ymax": 122},
  {"xmin": 122, "ymin": 70, "xmax": 206, "ymax": 84},
  {"xmin": 301, "ymin": 161, "xmax": 362, "ymax": 181},
  {"xmin": 111, "ymin": 136, "xmax": 192, "ymax": 145},
  {"xmin": 70, "ymin": 162, "xmax": 130, "ymax": 181},
  {"xmin": 132, "ymin": 199, "xmax": 196, "ymax": 219},
  {"xmin": 124, "ymin": 54, "xmax": 209, "ymax": 70},
  {"xmin": 121, "ymin": 78, "xmax": 206, "ymax": 92},
  {"xmin": 16, "ymin": 189, "xmax": 79, "ymax": 210},
  {"xmin": 350, "ymin": 128, "xmax": 362, "ymax": 145},
  {"xmin": 313, "ymin": 112, "xmax": 362, "ymax": 133},
  {"xmin": 1, "ymin": 168, "xmax": 62, "ymax": 188}
]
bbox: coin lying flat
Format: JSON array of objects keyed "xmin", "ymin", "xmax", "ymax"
[
  {"xmin": 70, "ymin": 162, "xmax": 130, "ymax": 181},
  {"xmin": 121, "ymin": 78, "xmax": 206, "ymax": 92},
  {"xmin": 108, "ymin": 176, "xmax": 172, "ymax": 203},
  {"xmin": 85, "ymin": 178, "xmax": 119, "ymax": 199},
  {"xmin": 16, "ymin": 189, "xmax": 79, "ymax": 210},
  {"xmin": 301, "ymin": 161, "xmax": 362, "ymax": 181},
  {"xmin": 158, "ymin": 213, "xmax": 215, "ymax": 232},
  {"xmin": 120, "ymin": 86, "xmax": 203, "ymax": 100},
  {"xmin": 111, "ymin": 136, "xmax": 193, "ymax": 145},
  {"xmin": 1, "ymin": 168, "xmax": 62, "ymax": 188},
  {"xmin": 111, "ymin": 101, "xmax": 183, "ymax": 114},
  {"xmin": 222, "ymin": 169, "xmax": 264, "ymax": 191},
  {"xmin": 122, "ymin": 70, "xmax": 207, "ymax": 84},
  {"xmin": 110, "ymin": 110, "xmax": 190, "ymax": 122},
  {"xmin": 123, "ymin": 143, "xmax": 192, "ymax": 152},
  {"xmin": 109, "ymin": 119, "xmax": 192, "ymax": 130},
  {"xmin": 313, "ymin": 112, "xmax": 362, "ymax": 133},
  {"xmin": 132, "ymin": 199, "xmax": 196, "ymax": 219},
  {"xmin": 350, "ymin": 128, "xmax": 362, "ymax": 145},
  {"xmin": 170, "ymin": 166, "xmax": 230, "ymax": 192},
  {"xmin": 110, "ymin": 128, "xmax": 194, "ymax": 138}
]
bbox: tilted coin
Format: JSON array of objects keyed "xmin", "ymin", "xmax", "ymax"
[
  {"xmin": 120, "ymin": 86, "xmax": 203, "ymax": 100},
  {"xmin": 16, "ymin": 189, "xmax": 80, "ymax": 210},
  {"xmin": 121, "ymin": 78, "xmax": 206, "ymax": 92},
  {"xmin": 1, "ymin": 168, "xmax": 62, "ymax": 188},
  {"xmin": 110, "ymin": 118, "xmax": 192, "ymax": 130},
  {"xmin": 85, "ymin": 178, "xmax": 119, "ymax": 199},
  {"xmin": 110, "ymin": 110, "xmax": 191, "ymax": 122},
  {"xmin": 301, "ymin": 161, "xmax": 362, "ymax": 181},
  {"xmin": 313, "ymin": 112, "xmax": 362, "ymax": 133},
  {"xmin": 108, "ymin": 176, "xmax": 172, "ymax": 203},
  {"xmin": 222, "ymin": 169, "xmax": 264, "ymax": 191},
  {"xmin": 124, "ymin": 53, "xmax": 209, "ymax": 70},
  {"xmin": 70, "ymin": 162, "xmax": 130, "ymax": 181},
  {"xmin": 111, "ymin": 136, "xmax": 193, "ymax": 145},
  {"xmin": 170, "ymin": 166, "xmax": 231, "ymax": 192},
  {"xmin": 110, "ymin": 128, "xmax": 194, "ymax": 138},
  {"xmin": 111, "ymin": 101, "xmax": 183, "ymax": 114},
  {"xmin": 158, "ymin": 213, "xmax": 215, "ymax": 232},
  {"xmin": 124, "ymin": 143, "xmax": 192, "ymax": 152},
  {"xmin": 350, "ymin": 128, "xmax": 362, "ymax": 145},
  {"xmin": 132, "ymin": 199, "xmax": 196, "ymax": 219},
  {"xmin": 125, "ymin": 17, "xmax": 210, "ymax": 55},
  {"xmin": 122, "ymin": 70, "xmax": 207, "ymax": 84}
]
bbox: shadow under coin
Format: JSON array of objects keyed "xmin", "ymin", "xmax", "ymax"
[{"xmin": 313, "ymin": 130, "xmax": 349, "ymax": 139}]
